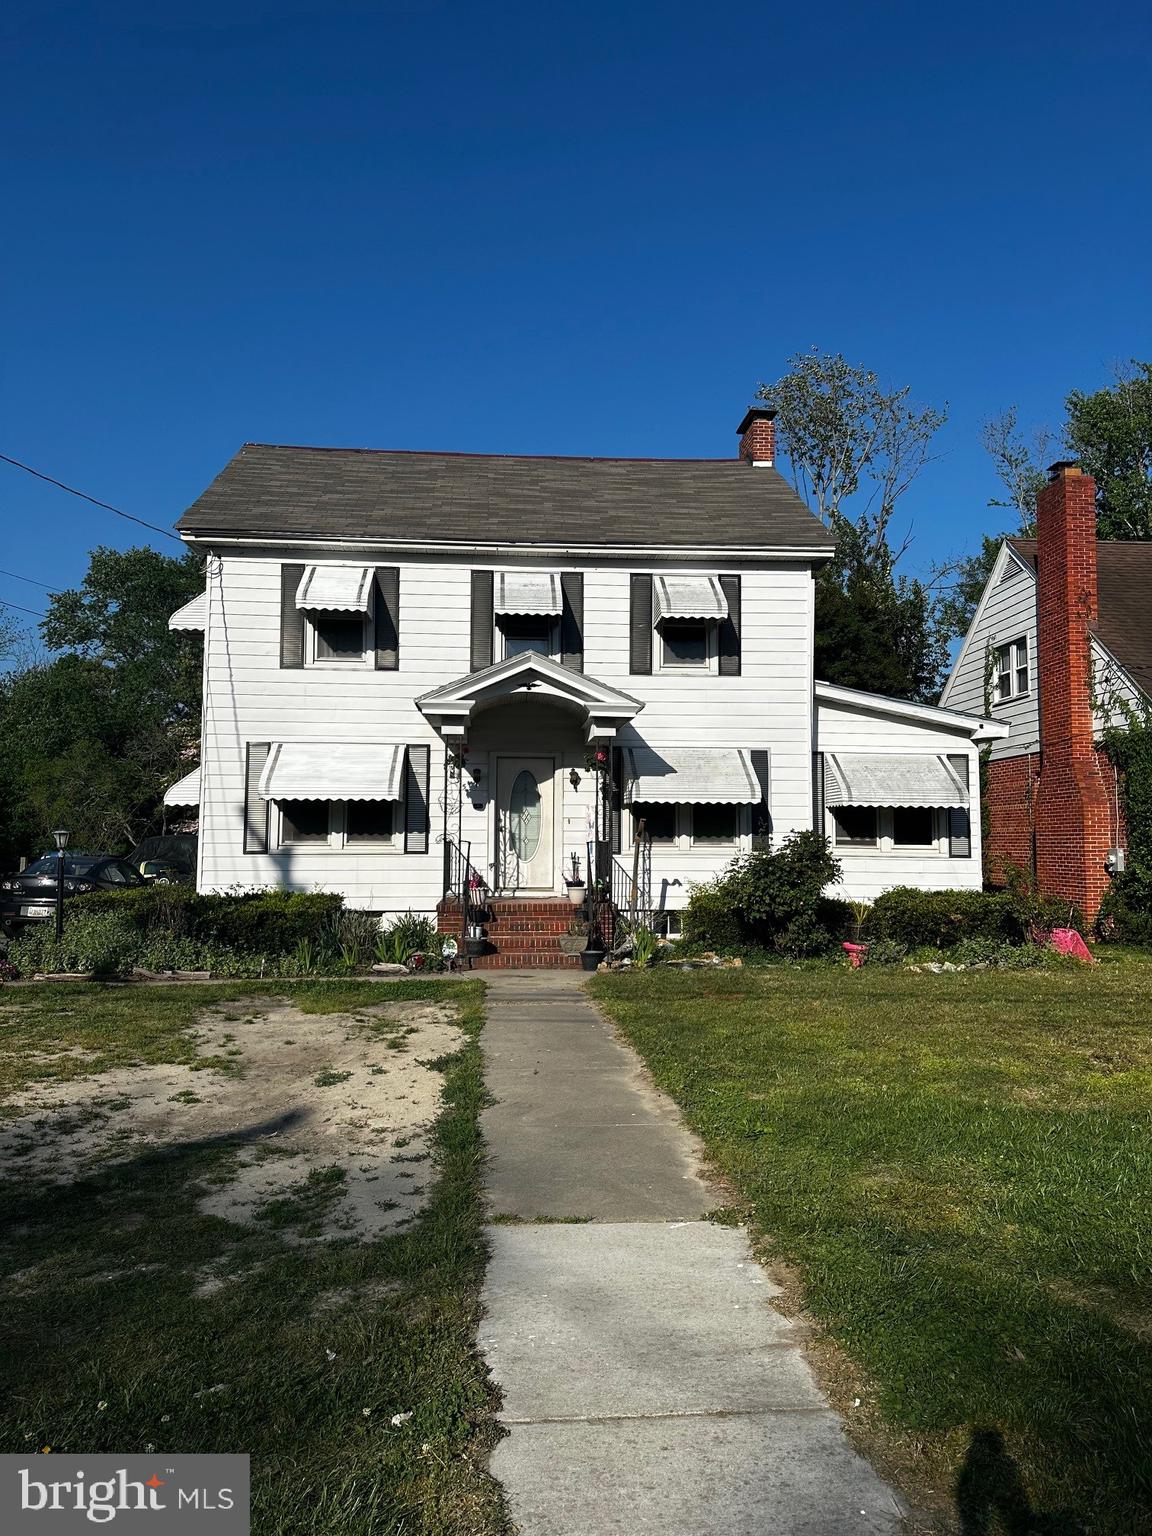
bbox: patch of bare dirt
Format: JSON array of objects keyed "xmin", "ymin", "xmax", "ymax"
[{"xmin": 0, "ymin": 998, "xmax": 463, "ymax": 1242}]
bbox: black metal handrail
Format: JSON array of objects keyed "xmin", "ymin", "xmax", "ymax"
[
  {"xmin": 585, "ymin": 836, "xmax": 653, "ymax": 951},
  {"xmin": 443, "ymin": 838, "xmax": 490, "ymax": 966}
]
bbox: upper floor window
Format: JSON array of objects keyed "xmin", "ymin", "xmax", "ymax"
[
  {"xmin": 659, "ymin": 618, "xmax": 712, "ymax": 669},
  {"xmin": 499, "ymin": 613, "xmax": 557, "ymax": 660},
  {"xmin": 993, "ymin": 637, "xmax": 1029, "ymax": 702},
  {"xmin": 310, "ymin": 612, "xmax": 369, "ymax": 664}
]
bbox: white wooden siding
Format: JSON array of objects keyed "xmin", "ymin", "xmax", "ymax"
[
  {"xmin": 197, "ymin": 554, "xmax": 816, "ymax": 912},
  {"xmin": 816, "ymin": 700, "xmax": 983, "ymax": 902}
]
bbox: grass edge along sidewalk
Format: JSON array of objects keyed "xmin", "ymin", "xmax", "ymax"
[
  {"xmin": 0, "ymin": 979, "xmax": 512, "ymax": 1536},
  {"xmin": 591, "ymin": 957, "xmax": 1152, "ymax": 1536}
]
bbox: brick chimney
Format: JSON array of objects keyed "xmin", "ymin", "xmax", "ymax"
[
  {"xmin": 737, "ymin": 405, "xmax": 776, "ymax": 466},
  {"xmin": 1032, "ymin": 461, "xmax": 1112, "ymax": 920}
]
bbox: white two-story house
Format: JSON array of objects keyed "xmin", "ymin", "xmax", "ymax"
[{"xmin": 167, "ymin": 406, "xmax": 1004, "ymax": 961}]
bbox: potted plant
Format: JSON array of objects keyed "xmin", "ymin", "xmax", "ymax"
[
  {"xmin": 564, "ymin": 853, "xmax": 586, "ymax": 907},
  {"xmin": 559, "ymin": 918, "xmax": 590, "ymax": 956}
]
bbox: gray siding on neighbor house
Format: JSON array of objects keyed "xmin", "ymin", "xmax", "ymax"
[{"xmin": 942, "ymin": 549, "xmax": 1038, "ymax": 762}]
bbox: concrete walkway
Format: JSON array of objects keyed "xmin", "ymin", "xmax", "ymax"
[{"xmin": 478, "ymin": 971, "xmax": 905, "ymax": 1534}]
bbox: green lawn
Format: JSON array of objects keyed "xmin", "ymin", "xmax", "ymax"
[
  {"xmin": 0, "ymin": 981, "xmax": 509, "ymax": 1536},
  {"xmin": 593, "ymin": 955, "xmax": 1152, "ymax": 1534}
]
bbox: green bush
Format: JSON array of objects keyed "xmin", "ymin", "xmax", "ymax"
[
  {"xmin": 1097, "ymin": 865, "xmax": 1152, "ymax": 945},
  {"xmin": 867, "ymin": 886, "xmax": 1071, "ymax": 950},
  {"xmin": 683, "ymin": 831, "xmax": 844, "ymax": 957},
  {"xmin": 73, "ymin": 887, "xmax": 345, "ymax": 956},
  {"xmin": 682, "ymin": 883, "xmax": 745, "ymax": 951},
  {"xmin": 376, "ymin": 911, "xmax": 438, "ymax": 966},
  {"xmin": 10, "ymin": 911, "xmax": 141, "ymax": 979}
]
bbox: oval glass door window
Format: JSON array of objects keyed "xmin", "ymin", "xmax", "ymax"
[{"xmin": 509, "ymin": 770, "xmax": 542, "ymax": 860}]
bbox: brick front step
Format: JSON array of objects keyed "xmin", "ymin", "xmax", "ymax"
[{"xmin": 468, "ymin": 951, "xmax": 584, "ymax": 970}]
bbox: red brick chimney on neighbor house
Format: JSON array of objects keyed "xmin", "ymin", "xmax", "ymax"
[
  {"xmin": 737, "ymin": 405, "xmax": 776, "ymax": 465},
  {"xmin": 1032, "ymin": 461, "xmax": 1113, "ymax": 920}
]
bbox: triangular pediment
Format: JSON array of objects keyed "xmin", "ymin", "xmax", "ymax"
[{"xmin": 417, "ymin": 653, "xmax": 643, "ymax": 740}]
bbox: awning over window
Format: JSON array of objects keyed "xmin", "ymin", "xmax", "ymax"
[
  {"xmin": 163, "ymin": 768, "xmax": 201, "ymax": 807},
  {"xmin": 624, "ymin": 746, "xmax": 760, "ymax": 805},
  {"xmin": 168, "ymin": 592, "xmax": 207, "ymax": 631},
  {"xmin": 295, "ymin": 566, "xmax": 374, "ymax": 612},
  {"xmin": 653, "ymin": 575, "xmax": 728, "ymax": 622},
  {"xmin": 493, "ymin": 571, "xmax": 563, "ymax": 616},
  {"xmin": 824, "ymin": 754, "xmax": 968, "ymax": 809},
  {"xmin": 258, "ymin": 743, "xmax": 405, "ymax": 802}
]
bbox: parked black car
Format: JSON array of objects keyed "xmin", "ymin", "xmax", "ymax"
[{"xmin": 0, "ymin": 853, "xmax": 147, "ymax": 935}]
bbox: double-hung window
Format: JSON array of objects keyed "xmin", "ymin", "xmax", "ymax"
[
  {"xmin": 279, "ymin": 800, "xmax": 395, "ymax": 849},
  {"xmin": 993, "ymin": 637, "xmax": 1029, "ymax": 702}
]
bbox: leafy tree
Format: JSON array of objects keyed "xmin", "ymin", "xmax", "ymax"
[
  {"xmin": 0, "ymin": 547, "xmax": 203, "ymax": 867},
  {"xmin": 1067, "ymin": 360, "xmax": 1152, "ymax": 539},
  {"xmin": 760, "ymin": 350, "xmax": 949, "ymax": 699},
  {"xmin": 934, "ymin": 408, "xmax": 1051, "ymax": 639}
]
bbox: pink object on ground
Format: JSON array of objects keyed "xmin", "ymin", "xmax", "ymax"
[
  {"xmin": 1050, "ymin": 928, "xmax": 1096, "ymax": 963},
  {"xmin": 842, "ymin": 942, "xmax": 869, "ymax": 969}
]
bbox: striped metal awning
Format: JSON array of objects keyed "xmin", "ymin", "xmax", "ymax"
[
  {"xmin": 168, "ymin": 592, "xmax": 207, "ymax": 631},
  {"xmin": 258, "ymin": 742, "xmax": 405, "ymax": 802},
  {"xmin": 624, "ymin": 746, "xmax": 760, "ymax": 805},
  {"xmin": 163, "ymin": 768, "xmax": 201, "ymax": 807},
  {"xmin": 652, "ymin": 575, "xmax": 728, "ymax": 622},
  {"xmin": 493, "ymin": 571, "xmax": 563, "ymax": 616},
  {"xmin": 824, "ymin": 754, "xmax": 968, "ymax": 809},
  {"xmin": 295, "ymin": 566, "xmax": 374, "ymax": 612}
]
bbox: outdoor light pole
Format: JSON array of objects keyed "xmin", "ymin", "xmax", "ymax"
[{"xmin": 52, "ymin": 828, "xmax": 70, "ymax": 941}]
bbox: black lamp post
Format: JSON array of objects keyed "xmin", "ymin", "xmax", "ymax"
[{"xmin": 52, "ymin": 828, "xmax": 70, "ymax": 941}]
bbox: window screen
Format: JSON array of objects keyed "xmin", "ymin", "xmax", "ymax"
[
  {"xmin": 280, "ymin": 800, "xmax": 330, "ymax": 843},
  {"xmin": 692, "ymin": 804, "xmax": 738, "ymax": 842},
  {"xmin": 660, "ymin": 620, "xmax": 708, "ymax": 666},
  {"xmin": 831, "ymin": 807, "xmax": 878, "ymax": 845},
  {"xmin": 346, "ymin": 801, "xmax": 395, "ymax": 842},
  {"xmin": 892, "ymin": 807, "xmax": 936, "ymax": 846},
  {"xmin": 313, "ymin": 615, "xmax": 365, "ymax": 661}
]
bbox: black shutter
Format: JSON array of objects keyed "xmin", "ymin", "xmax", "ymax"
[
  {"xmin": 244, "ymin": 743, "xmax": 271, "ymax": 853},
  {"xmin": 611, "ymin": 745, "xmax": 623, "ymax": 853},
  {"xmin": 560, "ymin": 571, "xmax": 584, "ymax": 672},
  {"xmin": 719, "ymin": 575, "xmax": 741, "ymax": 676},
  {"xmin": 404, "ymin": 745, "xmax": 430, "ymax": 854},
  {"xmin": 629, "ymin": 574, "xmax": 652, "ymax": 674},
  {"xmin": 280, "ymin": 565, "xmax": 305, "ymax": 668},
  {"xmin": 470, "ymin": 571, "xmax": 494, "ymax": 672},
  {"xmin": 949, "ymin": 809, "xmax": 972, "ymax": 858},
  {"xmin": 751, "ymin": 748, "xmax": 771, "ymax": 846},
  {"xmin": 373, "ymin": 567, "xmax": 400, "ymax": 670},
  {"xmin": 946, "ymin": 754, "xmax": 972, "ymax": 858},
  {"xmin": 813, "ymin": 753, "xmax": 825, "ymax": 837}
]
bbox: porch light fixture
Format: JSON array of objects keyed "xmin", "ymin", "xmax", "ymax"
[
  {"xmin": 469, "ymin": 766, "xmax": 483, "ymax": 784},
  {"xmin": 569, "ymin": 769, "xmax": 581, "ymax": 791},
  {"xmin": 52, "ymin": 827, "xmax": 70, "ymax": 941}
]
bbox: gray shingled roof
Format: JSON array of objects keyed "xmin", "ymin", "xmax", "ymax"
[
  {"xmin": 1010, "ymin": 537, "xmax": 1152, "ymax": 695},
  {"xmin": 177, "ymin": 445, "xmax": 833, "ymax": 552}
]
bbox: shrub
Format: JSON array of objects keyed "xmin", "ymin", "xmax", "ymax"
[
  {"xmin": 73, "ymin": 888, "xmax": 345, "ymax": 956},
  {"xmin": 376, "ymin": 911, "xmax": 437, "ymax": 967},
  {"xmin": 683, "ymin": 831, "xmax": 843, "ymax": 956},
  {"xmin": 867, "ymin": 887, "xmax": 1071, "ymax": 950},
  {"xmin": 10, "ymin": 911, "xmax": 141, "ymax": 979},
  {"xmin": 682, "ymin": 883, "xmax": 749, "ymax": 952},
  {"xmin": 1097, "ymin": 865, "xmax": 1152, "ymax": 945}
]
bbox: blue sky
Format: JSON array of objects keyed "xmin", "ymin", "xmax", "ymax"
[{"xmin": 1, "ymin": 0, "xmax": 1149, "ymax": 639}]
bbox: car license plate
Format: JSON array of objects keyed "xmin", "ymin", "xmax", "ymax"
[{"xmin": 22, "ymin": 905, "xmax": 55, "ymax": 918}]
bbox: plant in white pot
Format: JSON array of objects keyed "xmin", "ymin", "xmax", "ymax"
[{"xmin": 564, "ymin": 853, "xmax": 586, "ymax": 907}]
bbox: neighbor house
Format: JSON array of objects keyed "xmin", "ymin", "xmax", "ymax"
[
  {"xmin": 941, "ymin": 461, "xmax": 1150, "ymax": 920},
  {"xmin": 167, "ymin": 406, "xmax": 1004, "ymax": 964}
]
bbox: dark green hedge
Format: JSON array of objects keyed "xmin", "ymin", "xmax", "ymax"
[
  {"xmin": 1098, "ymin": 866, "xmax": 1152, "ymax": 945},
  {"xmin": 866, "ymin": 886, "xmax": 1073, "ymax": 950},
  {"xmin": 72, "ymin": 887, "xmax": 344, "ymax": 955}
]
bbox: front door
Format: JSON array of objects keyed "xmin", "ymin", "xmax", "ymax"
[{"xmin": 495, "ymin": 756, "xmax": 555, "ymax": 892}]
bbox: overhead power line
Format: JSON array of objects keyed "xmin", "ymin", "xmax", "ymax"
[
  {"xmin": 0, "ymin": 452, "xmax": 183, "ymax": 542},
  {"xmin": 0, "ymin": 597, "xmax": 47, "ymax": 619},
  {"xmin": 0, "ymin": 567, "xmax": 56, "ymax": 592}
]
